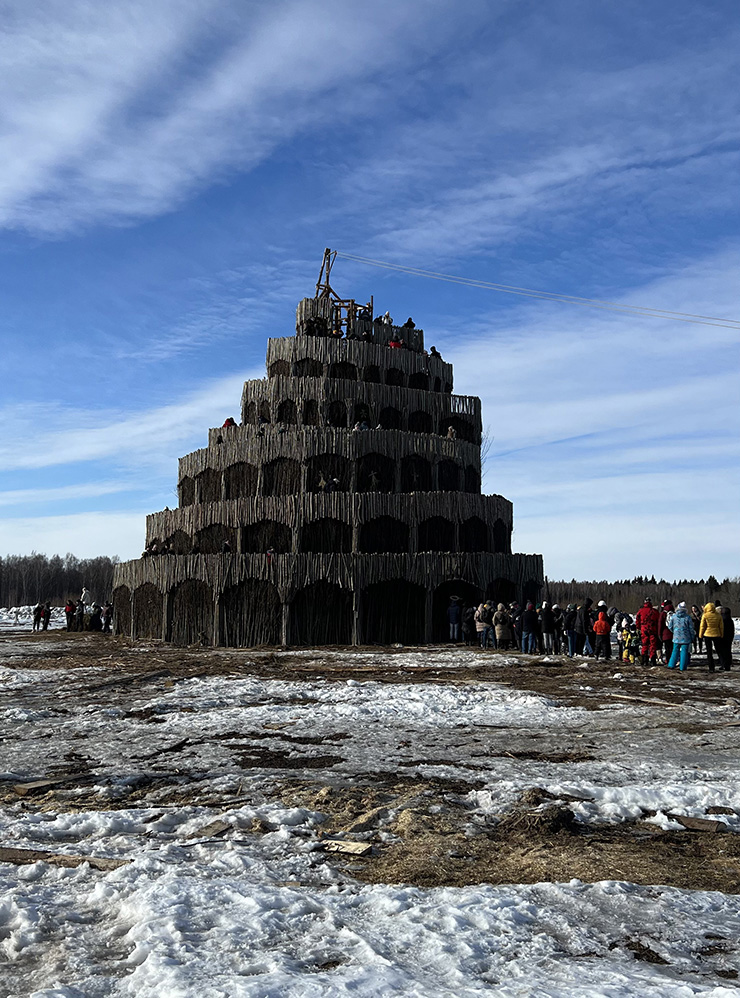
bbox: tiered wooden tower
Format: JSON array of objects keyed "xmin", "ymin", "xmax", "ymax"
[{"xmin": 113, "ymin": 251, "xmax": 543, "ymax": 646}]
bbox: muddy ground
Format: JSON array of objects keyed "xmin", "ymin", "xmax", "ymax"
[{"xmin": 2, "ymin": 631, "xmax": 740, "ymax": 907}]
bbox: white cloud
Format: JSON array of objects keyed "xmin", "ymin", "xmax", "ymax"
[
  {"xmin": 0, "ymin": 368, "xmax": 261, "ymax": 472},
  {"xmin": 0, "ymin": 481, "xmax": 135, "ymax": 508}
]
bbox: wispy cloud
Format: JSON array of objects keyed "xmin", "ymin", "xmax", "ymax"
[
  {"xmin": 0, "ymin": 0, "xmax": 478, "ymax": 234},
  {"xmin": 0, "ymin": 368, "xmax": 260, "ymax": 472},
  {"xmin": 441, "ymin": 247, "xmax": 740, "ymax": 578}
]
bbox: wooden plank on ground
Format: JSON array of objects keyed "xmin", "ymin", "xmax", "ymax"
[
  {"xmin": 321, "ymin": 839, "xmax": 372, "ymax": 856},
  {"xmin": 0, "ymin": 846, "xmax": 128, "ymax": 870},
  {"xmin": 666, "ymin": 813, "xmax": 726, "ymax": 832},
  {"xmin": 13, "ymin": 774, "xmax": 94, "ymax": 796}
]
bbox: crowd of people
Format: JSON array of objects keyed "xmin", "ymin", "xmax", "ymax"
[
  {"xmin": 447, "ymin": 596, "xmax": 735, "ymax": 671},
  {"xmin": 32, "ymin": 597, "xmax": 113, "ymax": 633},
  {"xmin": 299, "ymin": 310, "xmax": 445, "ymax": 358}
]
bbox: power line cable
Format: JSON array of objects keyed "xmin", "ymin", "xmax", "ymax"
[{"xmin": 336, "ymin": 251, "xmax": 740, "ymax": 331}]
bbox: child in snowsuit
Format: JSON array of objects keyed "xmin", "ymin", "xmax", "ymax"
[
  {"xmin": 623, "ymin": 626, "xmax": 638, "ymax": 664},
  {"xmin": 593, "ymin": 611, "xmax": 612, "ymax": 660}
]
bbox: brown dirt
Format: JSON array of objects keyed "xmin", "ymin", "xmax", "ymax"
[
  {"xmin": 277, "ymin": 781, "xmax": 740, "ymax": 894},
  {"xmin": 4, "ymin": 633, "xmax": 740, "ymax": 895},
  {"xmin": 4, "ymin": 633, "xmax": 737, "ymax": 711}
]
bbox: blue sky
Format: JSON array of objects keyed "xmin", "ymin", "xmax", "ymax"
[{"xmin": 0, "ymin": 0, "xmax": 738, "ymax": 580}]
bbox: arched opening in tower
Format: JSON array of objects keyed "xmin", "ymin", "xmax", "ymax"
[
  {"xmin": 302, "ymin": 399, "xmax": 319, "ymax": 425},
  {"xmin": 486, "ymin": 578, "xmax": 517, "ymax": 606},
  {"xmin": 258, "ymin": 401, "xmax": 271, "ymax": 423},
  {"xmin": 167, "ymin": 529, "xmax": 191, "ymax": 554},
  {"xmin": 460, "ymin": 516, "xmax": 488, "ymax": 552},
  {"xmin": 306, "ymin": 454, "xmax": 350, "ymax": 492},
  {"xmin": 224, "ymin": 462, "xmax": 258, "ymax": 499},
  {"xmin": 378, "ymin": 407, "xmax": 403, "ymax": 430},
  {"xmin": 408, "ymin": 371, "xmax": 429, "ymax": 391},
  {"xmin": 168, "ymin": 579, "xmax": 213, "ymax": 646},
  {"xmin": 432, "ymin": 580, "xmax": 482, "ymax": 642},
  {"xmin": 263, "ymin": 458, "xmax": 301, "ymax": 496},
  {"xmin": 178, "ymin": 476, "xmax": 195, "ymax": 507},
  {"xmin": 196, "ymin": 468, "xmax": 222, "ymax": 503},
  {"xmin": 363, "ymin": 365, "xmax": 381, "ymax": 383},
  {"xmin": 437, "ymin": 460, "xmax": 460, "ymax": 492},
  {"xmin": 418, "ymin": 516, "xmax": 455, "ymax": 552},
  {"xmin": 408, "ymin": 410, "xmax": 433, "ymax": 434},
  {"xmin": 385, "ymin": 368, "xmax": 404, "ymax": 387},
  {"xmin": 295, "ymin": 357, "xmax": 323, "ymax": 378},
  {"xmin": 329, "ymin": 361, "xmax": 357, "ymax": 380},
  {"xmin": 359, "ymin": 516, "xmax": 409, "ymax": 553},
  {"xmin": 277, "ymin": 399, "xmax": 297, "ymax": 424},
  {"xmin": 268, "ymin": 360, "xmax": 291, "ymax": 378},
  {"xmin": 356, "ymin": 453, "xmax": 395, "ymax": 492},
  {"xmin": 290, "ymin": 582, "xmax": 352, "ymax": 645},
  {"xmin": 440, "ymin": 415, "xmax": 477, "ymax": 443},
  {"xmin": 360, "ymin": 579, "xmax": 425, "ymax": 645},
  {"xmin": 523, "ymin": 579, "xmax": 541, "ymax": 605},
  {"xmin": 492, "ymin": 518, "xmax": 511, "ymax": 554},
  {"xmin": 132, "ymin": 583, "xmax": 163, "ymax": 639},
  {"xmin": 220, "ymin": 579, "xmax": 281, "ymax": 647},
  {"xmin": 113, "ymin": 586, "xmax": 131, "ymax": 636},
  {"xmin": 300, "ymin": 517, "xmax": 351, "ymax": 553},
  {"xmin": 353, "ymin": 402, "xmax": 372, "ymax": 425},
  {"xmin": 242, "ymin": 520, "xmax": 292, "ymax": 553},
  {"xmin": 464, "ymin": 465, "xmax": 480, "ymax": 493},
  {"xmin": 195, "ymin": 523, "xmax": 238, "ymax": 554},
  {"xmin": 400, "ymin": 455, "xmax": 433, "ymax": 492},
  {"xmin": 325, "ymin": 400, "xmax": 347, "ymax": 428}
]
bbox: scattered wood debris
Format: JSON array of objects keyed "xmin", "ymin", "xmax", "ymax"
[{"xmin": 0, "ymin": 846, "xmax": 128, "ymax": 870}]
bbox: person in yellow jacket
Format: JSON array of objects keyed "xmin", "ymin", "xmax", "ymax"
[{"xmin": 699, "ymin": 602, "xmax": 725, "ymax": 672}]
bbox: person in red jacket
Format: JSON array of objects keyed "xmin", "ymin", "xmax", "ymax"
[
  {"xmin": 635, "ymin": 598, "xmax": 660, "ymax": 665},
  {"xmin": 593, "ymin": 611, "xmax": 612, "ymax": 661}
]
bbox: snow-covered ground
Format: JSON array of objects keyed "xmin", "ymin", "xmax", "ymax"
[{"xmin": 1, "ymin": 636, "xmax": 740, "ymax": 995}]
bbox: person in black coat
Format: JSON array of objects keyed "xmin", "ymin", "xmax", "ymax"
[
  {"xmin": 575, "ymin": 598, "xmax": 594, "ymax": 655},
  {"xmin": 540, "ymin": 602, "xmax": 556, "ymax": 653},
  {"xmin": 715, "ymin": 603, "xmax": 735, "ymax": 670}
]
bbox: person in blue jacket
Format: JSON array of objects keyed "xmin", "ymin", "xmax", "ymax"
[{"xmin": 666, "ymin": 602, "xmax": 695, "ymax": 672}]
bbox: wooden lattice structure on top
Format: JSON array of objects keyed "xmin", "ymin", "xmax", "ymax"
[{"xmin": 113, "ymin": 254, "xmax": 543, "ymax": 645}]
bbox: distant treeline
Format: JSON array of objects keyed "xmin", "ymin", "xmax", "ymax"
[
  {"xmin": 546, "ymin": 576, "xmax": 740, "ymax": 613},
  {"xmin": 1, "ymin": 553, "xmax": 738, "ymax": 614},
  {"xmin": 0, "ymin": 553, "xmax": 119, "ymax": 606}
]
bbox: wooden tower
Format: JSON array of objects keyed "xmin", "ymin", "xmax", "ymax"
[{"xmin": 112, "ymin": 252, "xmax": 543, "ymax": 645}]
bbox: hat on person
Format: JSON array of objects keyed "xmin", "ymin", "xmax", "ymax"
[
  {"xmin": 598, "ymin": 600, "xmax": 607, "ymax": 607},
  {"xmin": 643, "ymin": 598, "xmax": 652, "ymax": 605},
  {"xmin": 678, "ymin": 601, "xmax": 686, "ymax": 609}
]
